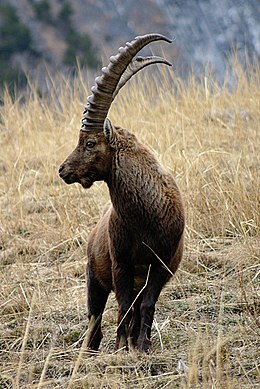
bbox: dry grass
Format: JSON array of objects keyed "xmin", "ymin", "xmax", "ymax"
[{"xmin": 0, "ymin": 60, "xmax": 259, "ymax": 388}]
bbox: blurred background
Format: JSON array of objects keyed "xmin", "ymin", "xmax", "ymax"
[{"xmin": 0, "ymin": 0, "xmax": 259, "ymax": 94}]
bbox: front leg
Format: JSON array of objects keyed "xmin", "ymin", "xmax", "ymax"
[
  {"xmin": 109, "ymin": 215, "xmax": 135, "ymax": 350},
  {"xmin": 86, "ymin": 263, "xmax": 110, "ymax": 351},
  {"xmin": 113, "ymin": 262, "xmax": 134, "ymax": 350}
]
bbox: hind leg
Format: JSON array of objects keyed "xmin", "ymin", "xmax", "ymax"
[
  {"xmin": 137, "ymin": 237, "xmax": 184, "ymax": 352},
  {"xmin": 85, "ymin": 263, "xmax": 110, "ymax": 351},
  {"xmin": 136, "ymin": 266, "xmax": 170, "ymax": 353}
]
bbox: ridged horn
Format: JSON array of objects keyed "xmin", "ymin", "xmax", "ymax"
[
  {"xmin": 81, "ymin": 33, "xmax": 172, "ymax": 131},
  {"xmin": 112, "ymin": 56, "xmax": 172, "ymax": 101}
]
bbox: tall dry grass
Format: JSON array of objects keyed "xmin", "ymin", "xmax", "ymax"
[{"xmin": 0, "ymin": 60, "xmax": 259, "ymax": 388}]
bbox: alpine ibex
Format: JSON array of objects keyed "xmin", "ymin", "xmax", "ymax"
[{"xmin": 59, "ymin": 34, "xmax": 185, "ymax": 353}]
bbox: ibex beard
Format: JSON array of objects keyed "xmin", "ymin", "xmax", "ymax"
[{"xmin": 59, "ymin": 34, "xmax": 185, "ymax": 353}]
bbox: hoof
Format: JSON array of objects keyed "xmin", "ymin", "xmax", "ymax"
[{"xmin": 136, "ymin": 340, "xmax": 151, "ymax": 353}]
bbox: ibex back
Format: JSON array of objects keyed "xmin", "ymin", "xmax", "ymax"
[{"xmin": 59, "ymin": 34, "xmax": 185, "ymax": 353}]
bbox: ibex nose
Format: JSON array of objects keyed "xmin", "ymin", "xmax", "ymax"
[{"xmin": 58, "ymin": 164, "xmax": 65, "ymax": 175}]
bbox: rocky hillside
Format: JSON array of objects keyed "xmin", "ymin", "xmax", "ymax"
[{"xmin": 1, "ymin": 0, "xmax": 259, "ymax": 91}]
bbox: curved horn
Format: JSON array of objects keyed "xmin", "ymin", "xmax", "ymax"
[
  {"xmin": 81, "ymin": 33, "xmax": 172, "ymax": 131},
  {"xmin": 112, "ymin": 56, "xmax": 172, "ymax": 100}
]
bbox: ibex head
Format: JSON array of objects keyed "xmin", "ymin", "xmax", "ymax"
[{"xmin": 59, "ymin": 33, "xmax": 172, "ymax": 188}]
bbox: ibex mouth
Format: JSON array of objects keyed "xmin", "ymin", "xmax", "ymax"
[
  {"xmin": 59, "ymin": 165, "xmax": 95, "ymax": 188},
  {"xmin": 61, "ymin": 173, "xmax": 93, "ymax": 189},
  {"xmin": 60, "ymin": 172, "xmax": 80, "ymax": 185}
]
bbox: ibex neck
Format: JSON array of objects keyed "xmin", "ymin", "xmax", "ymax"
[{"xmin": 107, "ymin": 145, "xmax": 176, "ymax": 233}]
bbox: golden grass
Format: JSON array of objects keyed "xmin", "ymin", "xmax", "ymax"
[{"xmin": 0, "ymin": 61, "xmax": 259, "ymax": 388}]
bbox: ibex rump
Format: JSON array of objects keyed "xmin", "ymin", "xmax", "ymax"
[{"xmin": 59, "ymin": 34, "xmax": 185, "ymax": 353}]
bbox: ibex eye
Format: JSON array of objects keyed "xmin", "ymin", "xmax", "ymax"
[{"xmin": 85, "ymin": 140, "xmax": 96, "ymax": 149}]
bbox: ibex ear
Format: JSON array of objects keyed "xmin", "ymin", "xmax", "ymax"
[{"xmin": 103, "ymin": 118, "xmax": 114, "ymax": 143}]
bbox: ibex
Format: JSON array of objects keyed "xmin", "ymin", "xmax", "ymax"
[{"xmin": 59, "ymin": 34, "xmax": 185, "ymax": 353}]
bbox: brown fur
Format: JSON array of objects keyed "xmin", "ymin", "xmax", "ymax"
[{"xmin": 59, "ymin": 121, "xmax": 185, "ymax": 352}]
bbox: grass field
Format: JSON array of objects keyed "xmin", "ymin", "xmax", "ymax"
[{"xmin": 0, "ymin": 60, "xmax": 259, "ymax": 388}]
